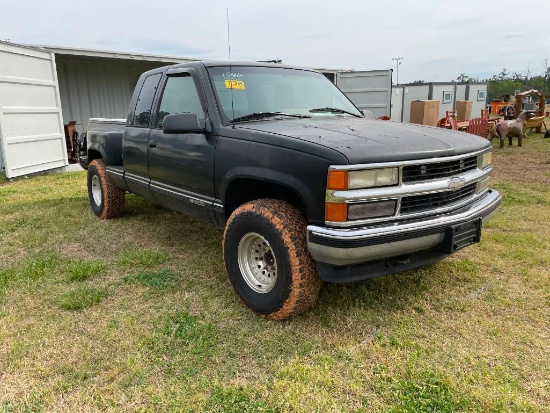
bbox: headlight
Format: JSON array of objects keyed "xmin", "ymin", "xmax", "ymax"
[
  {"xmin": 349, "ymin": 168, "xmax": 399, "ymax": 189},
  {"xmin": 477, "ymin": 151, "xmax": 492, "ymax": 170},
  {"xmin": 348, "ymin": 200, "xmax": 396, "ymax": 219},
  {"xmin": 327, "ymin": 168, "xmax": 399, "ymax": 190}
]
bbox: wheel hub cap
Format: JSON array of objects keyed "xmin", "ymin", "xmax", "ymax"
[
  {"xmin": 237, "ymin": 232, "xmax": 277, "ymax": 293},
  {"xmin": 91, "ymin": 175, "xmax": 102, "ymax": 206}
]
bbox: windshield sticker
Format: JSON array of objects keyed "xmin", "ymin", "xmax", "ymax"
[
  {"xmin": 225, "ymin": 80, "xmax": 245, "ymax": 90},
  {"xmin": 222, "ymin": 72, "xmax": 243, "ymax": 78}
]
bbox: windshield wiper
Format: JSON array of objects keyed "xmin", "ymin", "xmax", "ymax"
[
  {"xmin": 231, "ymin": 112, "xmax": 311, "ymax": 123},
  {"xmin": 309, "ymin": 107, "xmax": 362, "ymax": 117}
]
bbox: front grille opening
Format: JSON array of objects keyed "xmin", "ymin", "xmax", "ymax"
[
  {"xmin": 400, "ymin": 183, "xmax": 476, "ymax": 214},
  {"xmin": 402, "ymin": 156, "xmax": 477, "ymax": 183}
]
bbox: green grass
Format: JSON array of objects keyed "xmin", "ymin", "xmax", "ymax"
[
  {"xmin": 0, "ymin": 134, "xmax": 549, "ymax": 411},
  {"xmin": 381, "ymin": 370, "xmax": 471, "ymax": 413},
  {"xmin": 206, "ymin": 386, "xmax": 278, "ymax": 413},
  {"xmin": 124, "ymin": 269, "xmax": 181, "ymax": 291},
  {"xmin": 117, "ymin": 247, "xmax": 171, "ymax": 267},
  {"xmin": 54, "ymin": 286, "xmax": 108, "ymax": 310},
  {"xmin": 66, "ymin": 259, "xmax": 106, "ymax": 281}
]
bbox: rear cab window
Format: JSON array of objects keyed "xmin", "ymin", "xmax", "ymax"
[{"xmin": 131, "ymin": 73, "xmax": 162, "ymax": 127}]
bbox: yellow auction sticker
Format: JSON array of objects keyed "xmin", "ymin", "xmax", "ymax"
[{"xmin": 224, "ymin": 80, "xmax": 245, "ymax": 89}]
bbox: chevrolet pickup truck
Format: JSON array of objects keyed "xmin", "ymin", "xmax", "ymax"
[{"xmin": 82, "ymin": 61, "xmax": 501, "ymax": 320}]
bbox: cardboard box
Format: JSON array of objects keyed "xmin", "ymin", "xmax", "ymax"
[
  {"xmin": 410, "ymin": 100, "xmax": 440, "ymax": 126},
  {"xmin": 456, "ymin": 101, "xmax": 473, "ymax": 121}
]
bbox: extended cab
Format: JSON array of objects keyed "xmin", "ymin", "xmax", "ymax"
[{"xmin": 82, "ymin": 62, "xmax": 501, "ymax": 320}]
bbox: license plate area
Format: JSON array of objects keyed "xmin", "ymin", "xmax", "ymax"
[{"xmin": 439, "ymin": 218, "xmax": 482, "ymax": 254}]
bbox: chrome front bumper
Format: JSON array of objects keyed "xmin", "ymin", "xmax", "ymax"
[{"xmin": 307, "ymin": 189, "xmax": 501, "ymax": 267}]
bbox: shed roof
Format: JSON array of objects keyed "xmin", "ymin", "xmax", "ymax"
[{"xmin": 28, "ymin": 44, "xmax": 203, "ymax": 64}]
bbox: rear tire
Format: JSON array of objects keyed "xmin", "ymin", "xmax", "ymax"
[
  {"xmin": 87, "ymin": 160, "xmax": 125, "ymax": 219},
  {"xmin": 223, "ymin": 199, "xmax": 321, "ymax": 320}
]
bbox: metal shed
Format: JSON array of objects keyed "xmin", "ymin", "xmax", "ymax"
[{"xmin": 0, "ymin": 41, "xmax": 198, "ymax": 178}]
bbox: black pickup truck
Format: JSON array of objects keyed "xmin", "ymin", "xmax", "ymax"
[{"xmin": 82, "ymin": 61, "xmax": 501, "ymax": 320}]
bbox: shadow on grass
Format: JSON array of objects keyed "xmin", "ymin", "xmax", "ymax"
[{"xmin": 118, "ymin": 196, "xmax": 456, "ymax": 326}]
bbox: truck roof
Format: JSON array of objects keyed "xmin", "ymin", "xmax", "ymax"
[{"xmin": 146, "ymin": 61, "xmax": 319, "ymax": 75}]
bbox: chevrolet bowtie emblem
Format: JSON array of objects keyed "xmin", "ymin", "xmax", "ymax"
[{"xmin": 448, "ymin": 176, "xmax": 466, "ymax": 190}]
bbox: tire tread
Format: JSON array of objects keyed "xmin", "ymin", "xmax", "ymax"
[
  {"xmin": 88, "ymin": 159, "xmax": 125, "ymax": 219},
  {"xmin": 223, "ymin": 199, "xmax": 321, "ymax": 320}
]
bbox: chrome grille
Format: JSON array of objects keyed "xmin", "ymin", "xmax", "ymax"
[
  {"xmin": 400, "ymin": 183, "xmax": 477, "ymax": 214},
  {"xmin": 402, "ymin": 156, "xmax": 478, "ymax": 183}
]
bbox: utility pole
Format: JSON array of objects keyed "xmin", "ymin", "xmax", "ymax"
[{"xmin": 392, "ymin": 57, "xmax": 403, "ymax": 85}]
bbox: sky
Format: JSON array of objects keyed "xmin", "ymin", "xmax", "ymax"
[{"xmin": 2, "ymin": 0, "xmax": 550, "ymax": 83}]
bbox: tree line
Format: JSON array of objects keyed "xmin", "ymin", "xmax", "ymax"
[{"xmin": 412, "ymin": 62, "xmax": 550, "ymax": 101}]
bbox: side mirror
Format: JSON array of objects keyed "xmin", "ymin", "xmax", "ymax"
[{"xmin": 162, "ymin": 113, "xmax": 205, "ymax": 134}]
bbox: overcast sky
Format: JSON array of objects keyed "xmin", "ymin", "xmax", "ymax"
[{"xmin": 2, "ymin": 0, "xmax": 550, "ymax": 83}]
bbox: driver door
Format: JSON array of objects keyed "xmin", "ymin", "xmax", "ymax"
[{"xmin": 148, "ymin": 70, "xmax": 216, "ymax": 221}]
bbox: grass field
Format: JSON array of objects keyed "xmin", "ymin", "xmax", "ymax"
[{"xmin": 1, "ymin": 132, "xmax": 549, "ymax": 412}]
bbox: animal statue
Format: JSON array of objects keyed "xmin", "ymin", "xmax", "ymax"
[{"xmin": 490, "ymin": 110, "xmax": 534, "ymax": 148}]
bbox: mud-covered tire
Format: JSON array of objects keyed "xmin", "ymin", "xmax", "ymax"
[
  {"xmin": 223, "ymin": 199, "xmax": 321, "ymax": 320},
  {"xmin": 87, "ymin": 159, "xmax": 125, "ymax": 219}
]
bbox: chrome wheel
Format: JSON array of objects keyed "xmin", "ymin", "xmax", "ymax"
[
  {"xmin": 237, "ymin": 232, "xmax": 277, "ymax": 293},
  {"xmin": 91, "ymin": 175, "xmax": 102, "ymax": 206}
]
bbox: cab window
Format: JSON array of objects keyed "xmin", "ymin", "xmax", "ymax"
[
  {"xmin": 156, "ymin": 75, "xmax": 204, "ymax": 128},
  {"xmin": 131, "ymin": 73, "xmax": 162, "ymax": 127}
]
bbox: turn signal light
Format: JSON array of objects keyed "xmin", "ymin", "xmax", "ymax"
[
  {"xmin": 325, "ymin": 203, "xmax": 347, "ymax": 222},
  {"xmin": 327, "ymin": 170, "xmax": 348, "ymax": 190}
]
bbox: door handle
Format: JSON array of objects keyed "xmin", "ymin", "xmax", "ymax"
[{"xmin": 149, "ymin": 140, "xmax": 157, "ymax": 148}]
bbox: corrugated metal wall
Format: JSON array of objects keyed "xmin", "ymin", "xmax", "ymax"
[
  {"xmin": 55, "ymin": 56, "xmax": 173, "ymax": 132},
  {"xmin": 336, "ymin": 70, "xmax": 392, "ymax": 118}
]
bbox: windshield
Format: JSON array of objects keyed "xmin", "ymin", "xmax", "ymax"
[{"xmin": 207, "ymin": 66, "xmax": 363, "ymax": 123}]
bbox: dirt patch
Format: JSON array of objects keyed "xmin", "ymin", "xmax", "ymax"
[
  {"xmin": 0, "ymin": 248, "xmax": 27, "ymax": 268},
  {"xmin": 59, "ymin": 243, "xmax": 92, "ymax": 260}
]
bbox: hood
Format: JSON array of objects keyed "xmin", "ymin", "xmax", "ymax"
[{"xmin": 239, "ymin": 117, "xmax": 490, "ymax": 164}]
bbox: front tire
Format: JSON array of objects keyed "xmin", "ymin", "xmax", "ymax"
[
  {"xmin": 87, "ymin": 160, "xmax": 125, "ymax": 219},
  {"xmin": 223, "ymin": 199, "xmax": 321, "ymax": 320}
]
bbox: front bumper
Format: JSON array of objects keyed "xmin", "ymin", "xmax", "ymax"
[{"xmin": 307, "ymin": 189, "xmax": 501, "ymax": 281}]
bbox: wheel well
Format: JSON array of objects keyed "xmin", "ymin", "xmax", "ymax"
[
  {"xmin": 87, "ymin": 149, "xmax": 102, "ymax": 163},
  {"xmin": 225, "ymin": 179, "xmax": 305, "ymax": 219}
]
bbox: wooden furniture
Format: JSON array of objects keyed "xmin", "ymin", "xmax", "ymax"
[
  {"xmin": 514, "ymin": 89, "xmax": 546, "ymax": 132},
  {"xmin": 445, "ymin": 110, "xmax": 457, "ymax": 120},
  {"xmin": 410, "ymin": 100, "xmax": 440, "ymax": 126},
  {"xmin": 523, "ymin": 116, "xmax": 547, "ymax": 133},
  {"xmin": 467, "ymin": 118, "xmax": 489, "ymax": 137},
  {"xmin": 449, "ymin": 118, "xmax": 459, "ymax": 130},
  {"xmin": 438, "ymin": 117, "xmax": 468, "ymax": 131},
  {"xmin": 481, "ymin": 109, "xmax": 501, "ymax": 137},
  {"xmin": 437, "ymin": 110, "xmax": 460, "ymax": 129}
]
